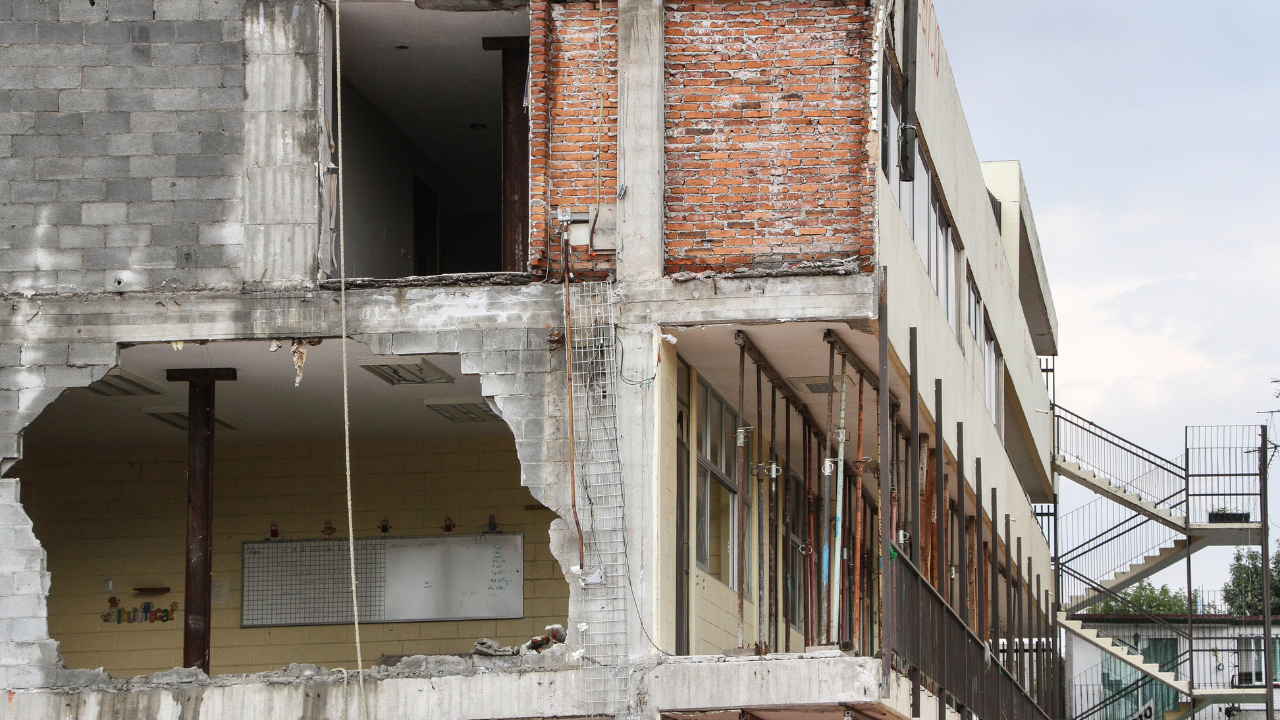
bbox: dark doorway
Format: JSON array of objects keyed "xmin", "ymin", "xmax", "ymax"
[
  {"xmin": 413, "ymin": 177, "xmax": 438, "ymax": 276},
  {"xmin": 336, "ymin": 6, "xmax": 529, "ymax": 279}
]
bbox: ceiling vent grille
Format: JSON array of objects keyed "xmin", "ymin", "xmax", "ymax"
[
  {"xmin": 86, "ymin": 368, "xmax": 164, "ymax": 397},
  {"xmin": 142, "ymin": 407, "xmax": 240, "ymax": 432},
  {"xmin": 789, "ymin": 375, "xmax": 851, "ymax": 394},
  {"xmin": 357, "ymin": 356, "xmax": 453, "ymax": 385},
  {"xmin": 425, "ymin": 402, "xmax": 502, "ymax": 423}
]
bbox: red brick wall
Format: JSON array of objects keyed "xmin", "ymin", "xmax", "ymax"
[
  {"xmin": 528, "ymin": 0, "xmax": 618, "ymax": 280},
  {"xmin": 665, "ymin": 0, "xmax": 876, "ymax": 275}
]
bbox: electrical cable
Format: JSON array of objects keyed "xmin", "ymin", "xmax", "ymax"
[
  {"xmin": 333, "ymin": 0, "xmax": 366, "ymax": 715},
  {"xmin": 614, "ymin": 334, "xmax": 657, "ymax": 387}
]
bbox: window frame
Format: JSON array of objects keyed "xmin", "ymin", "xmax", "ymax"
[{"xmin": 695, "ymin": 378, "xmax": 745, "ymax": 590}]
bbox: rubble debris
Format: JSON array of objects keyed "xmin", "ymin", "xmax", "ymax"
[
  {"xmin": 670, "ymin": 257, "xmax": 872, "ymax": 283},
  {"xmin": 521, "ymin": 624, "xmax": 567, "ymax": 654},
  {"xmin": 290, "ymin": 339, "xmax": 306, "ymax": 386},
  {"xmin": 318, "ymin": 272, "xmax": 535, "ymax": 291},
  {"xmin": 473, "ymin": 638, "xmax": 518, "ymax": 656}
]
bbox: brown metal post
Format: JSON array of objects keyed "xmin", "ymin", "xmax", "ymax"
[
  {"xmin": 1260, "ymin": 424, "xmax": 1273, "ymax": 720},
  {"xmin": 991, "ymin": 489, "xmax": 1001, "ymax": 717},
  {"xmin": 877, "ymin": 269, "xmax": 892, "ymax": 692},
  {"xmin": 851, "ymin": 372, "xmax": 866, "ymax": 651},
  {"xmin": 975, "ymin": 460, "xmax": 985, "ymax": 640},
  {"xmin": 783, "ymin": 401, "xmax": 792, "ymax": 651},
  {"xmin": 934, "ymin": 380, "xmax": 945, "ymax": 596},
  {"xmin": 168, "ymin": 367, "xmax": 236, "ymax": 674},
  {"xmin": 1015, "ymin": 537, "xmax": 1024, "ymax": 686},
  {"xmin": 956, "ymin": 422, "xmax": 967, "ymax": 625},
  {"xmin": 909, "ymin": 328, "xmax": 920, "ymax": 566},
  {"xmin": 737, "ymin": 345, "xmax": 747, "ymax": 648},
  {"xmin": 769, "ymin": 385, "xmax": 778, "ymax": 650},
  {"xmin": 1004, "ymin": 515, "xmax": 1013, "ymax": 673}
]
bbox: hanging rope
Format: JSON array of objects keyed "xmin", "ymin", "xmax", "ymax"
[{"xmin": 333, "ymin": 0, "xmax": 366, "ymax": 714}]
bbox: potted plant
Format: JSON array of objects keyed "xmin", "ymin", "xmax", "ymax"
[{"xmin": 1208, "ymin": 507, "xmax": 1250, "ymax": 523}]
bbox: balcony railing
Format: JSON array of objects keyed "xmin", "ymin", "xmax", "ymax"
[{"xmin": 886, "ymin": 547, "xmax": 1059, "ymax": 720}]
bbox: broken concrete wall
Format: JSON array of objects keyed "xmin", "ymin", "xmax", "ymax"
[
  {"xmin": 0, "ymin": 286, "xmax": 597, "ymax": 685},
  {"xmin": 0, "ymin": 479, "xmax": 57, "ymax": 689}
]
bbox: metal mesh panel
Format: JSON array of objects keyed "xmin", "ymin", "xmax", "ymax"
[
  {"xmin": 568, "ymin": 281, "xmax": 630, "ymax": 720},
  {"xmin": 242, "ymin": 538, "xmax": 385, "ymax": 627},
  {"xmin": 1185, "ymin": 425, "xmax": 1263, "ymax": 524}
]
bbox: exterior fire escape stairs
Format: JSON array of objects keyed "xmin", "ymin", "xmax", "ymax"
[
  {"xmin": 1052, "ymin": 407, "xmax": 1270, "ymax": 720},
  {"xmin": 1053, "ymin": 455, "xmax": 1259, "ymax": 614}
]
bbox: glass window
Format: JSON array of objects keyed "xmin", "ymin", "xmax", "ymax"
[
  {"xmin": 966, "ymin": 272, "xmax": 982, "ymax": 343},
  {"xmin": 881, "ymin": 65, "xmax": 902, "ymax": 202},
  {"xmin": 696, "ymin": 378, "xmax": 744, "ymax": 590},
  {"xmin": 709, "ymin": 395, "xmax": 723, "ymax": 470},
  {"xmin": 697, "ymin": 464, "xmax": 736, "ymax": 586},
  {"xmin": 785, "ymin": 473, "xmax": 804, "ymax": 628},
  {"xmin": 984, "ymin": 318, "xmax": 1003, "ymax": 427}
]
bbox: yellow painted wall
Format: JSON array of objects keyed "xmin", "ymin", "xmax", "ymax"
[
  {"xmin": 655, "ymin": 340, "xmax": 678, "ymax": 652},
  {"xmin": 17, "ymin": 435, "xmax": 568, "ymax": 678}
]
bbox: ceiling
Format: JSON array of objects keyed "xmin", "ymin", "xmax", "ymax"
[
  {"xmin": 15, "ymin": 339, "xmax": 510, "ymax": 454},
  {"xmin": 669, "ymin": 322, "xmax": 897, "ymax": 476},
  {"xmin": 339, "ymin": 2, "xmax": 529, "ymax": 207}
]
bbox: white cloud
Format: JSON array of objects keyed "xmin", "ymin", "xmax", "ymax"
[{"xmin": 935, "ymin": 1, "xmax": 1280, "ymax": 592}]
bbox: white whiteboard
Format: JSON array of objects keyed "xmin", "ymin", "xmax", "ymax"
[
  {"xmin": 241, "ymin": 534, "xmax": 523, "ymax": 627},
  {"xmin": 385, "ymin": 535, "xmax": 523, "ymax": 621}
]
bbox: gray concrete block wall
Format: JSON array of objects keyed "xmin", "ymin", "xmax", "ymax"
[
  {"xmin": 0, "ymin": 0, "xmax": 248, "ymax": 294},
  {"xmin": 0, "ymin": 479, "xmax": 57, "ymax": 689}
]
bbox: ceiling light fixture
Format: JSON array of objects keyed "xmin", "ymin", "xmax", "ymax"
[
  {"xmin": 85, "ymin": 368, "xmax": 164, "ymax": 397},
  {"xmin": 357, "ymin": 356, "xmax": 453, "ymax": 385},
  {"xmin": 425, "ymin": 400, "xmax": 502, "ymax": 423},
  {"xmin": 789, "ymin": 375, "xmax": 851, "ymax": 394},
  {"xmin": 142, "ymin": 407, "xmax": 240, "ymax": 432}
]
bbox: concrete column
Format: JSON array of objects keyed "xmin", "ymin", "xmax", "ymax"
[
  {"xmin": 615, "ymin": 324, "xmax": 659, "ymax": 658},
  {"xmin": 615, "ymin": 0, "xmax": 665, "ymax": 283}
]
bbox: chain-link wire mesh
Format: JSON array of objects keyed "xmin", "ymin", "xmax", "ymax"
[{"xmin": 568, "ymin": 281, "xmax": 629, "ymax": 720}]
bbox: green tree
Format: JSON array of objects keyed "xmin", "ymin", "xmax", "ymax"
[
  {"xmin": 1220, "ymin": 545, "xmax": 1280, "ymax": 616},
  {"xmin": 1089, "ymin": 580, "xmax": 1194, "ymax": 615}
]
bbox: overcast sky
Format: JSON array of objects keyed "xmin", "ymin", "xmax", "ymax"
[{"xmin": 932, "ymin": 1, "xmax": 1280, "ymax": 593}]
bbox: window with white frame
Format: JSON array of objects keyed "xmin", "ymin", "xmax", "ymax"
[
  {"xmin": 696, "ymin": 379, "xmax": 744, "ymax": 590},
  {"xmin": 881, "ymin": 59, "xmax": 960, "ymax": 332},
  {"xmin": 966, "ymin": 271, "xmax": 981, "ymax": 343},
  {"xmin": 983, "ymin": 316, "xmax": 1003, "ymax": 429}
]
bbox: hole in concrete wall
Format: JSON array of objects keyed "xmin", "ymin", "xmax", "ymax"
[
  {"xmin": 330, "ymin": 5, "xmax": 530, "ymax": 278},
  {"xmin": 8, "ymin": 339, "xmax": 566, "ymax": 678}
]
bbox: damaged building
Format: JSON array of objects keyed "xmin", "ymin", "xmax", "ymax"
[{"xmin": 0, "ymin": 0, "xmax": 1177, "ymax": 717}]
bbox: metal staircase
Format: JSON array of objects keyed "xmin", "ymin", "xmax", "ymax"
[{"xmin": 1053, "ymin": 408, "xmax": 1270, "ymax": 720}]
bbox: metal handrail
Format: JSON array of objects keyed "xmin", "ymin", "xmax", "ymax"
[
  {"xmin": 1054, "ymin": 406, "xmax": 1185, "ymax": 476},
  {"xmin": 1062, "ymin": 565, "xmax": 1191, "ymax": 640},
  {"xmin": 1072, "ymin": 653, "xmax": 1189, "ymax": 720},
  {"xmin": 887, "ymin": 546, "xmax": 1056, "ymax": 720}
]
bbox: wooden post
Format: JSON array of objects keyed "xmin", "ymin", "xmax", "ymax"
[
  {"xmin": 483, "ymin": 36, "xmax": 531, "ymax": 273},
  {"xmin": 167, "ymin": 367, "xmax": 236, "ymax": 674}
]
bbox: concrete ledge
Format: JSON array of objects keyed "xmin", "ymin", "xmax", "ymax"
[
  {"xmin": 640, "ymin": 653, "xmax": 881, "ymax": 712},
  {"xmin": 1, "ymin": 653, "xmax": 890, "ymax": 720},
  {"xmin": 618, "ymin": 275, "xmax": 879, "ymax": 326}
]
